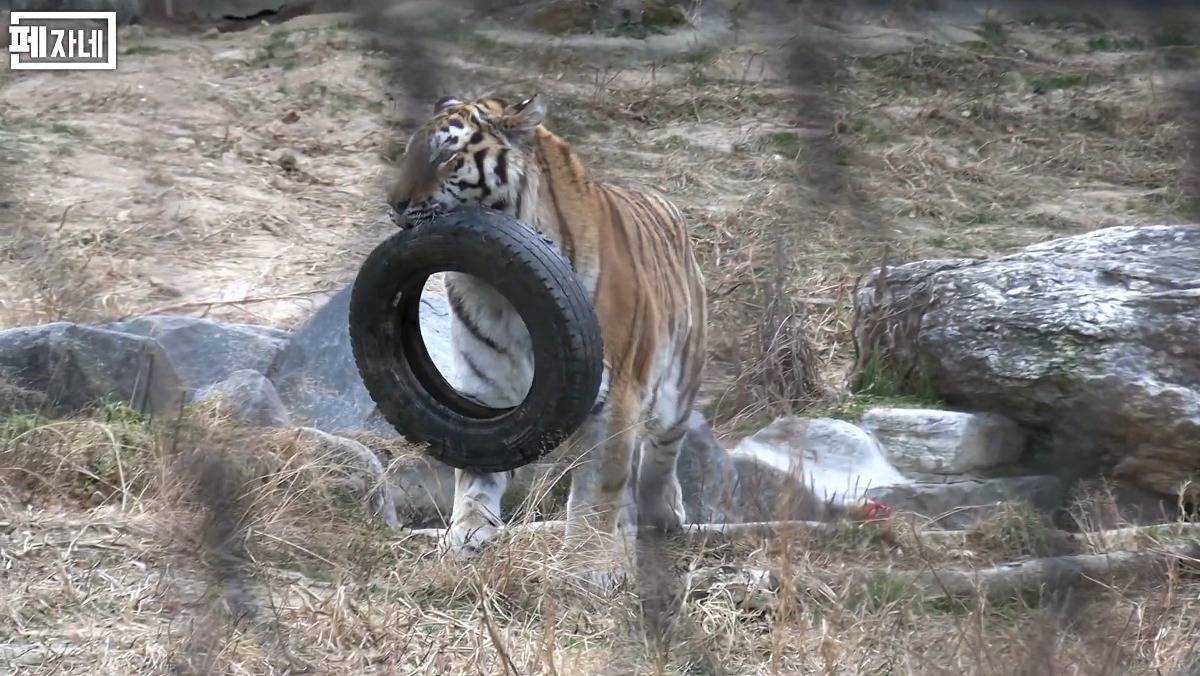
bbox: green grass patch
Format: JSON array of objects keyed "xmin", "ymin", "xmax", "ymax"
[
  {"xmin": 1, "ymin": 412, "xmax": 50, "ymax": 442},
  {"xmin": 609, "ymin": 21, "xmax": 666, "ymax": 39},
  {"xmin": 959, "ymin": 207, "xmax": 999, "ymax": 226},
  {"xmin": 48, "ymin": 123, "xmax": 91, "ymax": 140},
  {"xmin": 855, "ymin": 351, "xmax": 941, "ymax": 402},
  {"xmin": 1152, "ymin": 28, "xmax": 1196, "ymax": 48},
  {"xmin": 813, "ymin": 392, "xmax": 943, "ymax": 423},
  {"xmin": 99, "ymin": 398, "xmax": 147, "ymax": 428},
  {"xmin": 122, "ymin": 44, "xmax": 167, "ymax": 56},
  {"xmin": 829, "ymin": 522, "xmax": 891, "ymax": 550},
  {"xmin": 256, "ymin": 29, "xmax": 298, "ymax": 66},
  {"xmin": 848, "ymin": 571, "xmax": 924, "ymax": 612},
  {"xmin": 972, "ymin": 502, "xmax": 1057, "ymax": 559},
  {"xmin": 1031, "ymin": 74, "xmax": 1085, "ymax": 93},
  {"xmin": 813, "ymin": 352, "xmax": 944, "ymax": 421},
  {"xmin": 843, "ymin": 115, "xmax": 892, "ymax": 143},
  {"xmin": 978, "ymin": 19, "xmax": 1008, "ymax": 46},
  {"xmin": 654, "ymin": 134, "xmax": 689, "ymax": 151},
  {"xmin": 1052, "ymin": 38, "xmax": 1082, "ymax": 55},
  {"xmin": 678, "ymin": 45, "xmax": 720, "ymax": 65},
  {"xmin": 762, "ymin": 131, "xmax": 802, "ymax": 157},
  {"xmin": 1087, "ymin": 34, "xmax": 1146, "ymax": 51},
  {"xmin": 1025, "ymin": 13, "xmax": 1107, "ymax": 32}
]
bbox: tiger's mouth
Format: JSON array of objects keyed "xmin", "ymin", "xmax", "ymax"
[
  {"xmin": 391, "ymin": 205, "xmax": 439, "ymax": 231},
  {"xmin": 397, "ymin": 204, "xmax": 451, "ymax": 231}
]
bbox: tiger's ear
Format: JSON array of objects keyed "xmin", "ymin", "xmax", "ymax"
[
  {"xmin": 434, "ymin": 97, "xmax": 462, "ymax": 112},
  {"xmin": 500, "ymin": 94, "xmax": 546, "ymax": 138}
]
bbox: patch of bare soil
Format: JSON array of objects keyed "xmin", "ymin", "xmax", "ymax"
[{"xmin": 3, "ymin": 2, "xmax": 1193, "ymax": 430}]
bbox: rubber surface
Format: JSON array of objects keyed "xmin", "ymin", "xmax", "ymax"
[{"xmin": 348, "ymin": 208, "xmax": 604, "ymax": 473}]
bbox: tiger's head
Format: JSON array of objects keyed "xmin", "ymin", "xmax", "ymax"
[{"xmin": 388, "ymin": 94, "xmax": 545, "ymax": 229}]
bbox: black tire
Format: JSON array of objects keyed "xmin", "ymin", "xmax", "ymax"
[{"xmin": 348, "ymin": 207, "xmax": 604, "ymax": 473}]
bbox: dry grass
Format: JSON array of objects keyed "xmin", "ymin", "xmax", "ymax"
[{"xmin": 2, "ymin": 405, "xmax": 1199, "ymax": 674}]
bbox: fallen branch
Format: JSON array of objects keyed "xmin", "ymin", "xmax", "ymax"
[
  {"xmin": 913, "ymin": 522, "xmax": 1200, "ymax": 554},
  {"xmin": 121, "ymin": 289, "xmax": 333, "ymax": 319},
  {"xmin": 907, "ymin": 540, "xmax": 1200, "ymax": 603},
  {"xmin": 685, "ymin": 520, "xmax": 858, "ymax": 539}
]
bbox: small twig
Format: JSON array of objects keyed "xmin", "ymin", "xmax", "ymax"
[
  {"xmin": 479, "ymin": 583, "xmax": 521, "ymax": 676},
  {"xmin": 121, "ymin": 289, "xmax": 331, "ymax": 319}
]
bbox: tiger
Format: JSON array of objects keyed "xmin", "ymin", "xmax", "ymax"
[{"xmin": 386, "ymin": 93, "xmax": 708, "ymax": 558}]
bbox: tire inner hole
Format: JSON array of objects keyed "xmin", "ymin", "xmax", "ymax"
[{"xmin": 413, "ymin": 273, "xmax": 535, "ymax": 415}]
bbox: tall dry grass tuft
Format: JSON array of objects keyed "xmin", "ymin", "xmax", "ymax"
[{"xmin": 3, "ymin": 397, "xmax": 1200, "ymax": 672}]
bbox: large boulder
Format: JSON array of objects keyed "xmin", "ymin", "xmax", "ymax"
[
  {"xmin": 0, "ymin": 323, "xmax": 184, "ymax": 416},
  {"xmin": 852, "ymin": 225, "xmax": 1200, "ymax": 499},
  {"xmin": 267, "ymin": 284, "xmax": 455, "ymax": 433},
  {"xmin": 104, "ymin": 315, "xmax": 288, "ymax": 394}
]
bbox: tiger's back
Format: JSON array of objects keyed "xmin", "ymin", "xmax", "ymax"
[{"xmin": 529, "ymin": 130, "xmax": 707, "ymax": 434}]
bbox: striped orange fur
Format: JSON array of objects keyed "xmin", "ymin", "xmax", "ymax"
[{"xmin": 388, "ymin": 94, "xmax": 707, "ymax": 554}]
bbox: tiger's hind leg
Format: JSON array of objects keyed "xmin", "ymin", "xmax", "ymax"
[
  {"xmin": 558, "ymin": 405, "xmax": 638, "ymax": 590},
  {"xmin": 636, "ymin": 368, "xmax": 698, "ymax": 534},
  {"xmin": 636, "ymin": 415, "xmax": 687, "ymax": 535},
  {"xmin": 563, "ymin": 404, "xmax": 636, "ymax": 546}
]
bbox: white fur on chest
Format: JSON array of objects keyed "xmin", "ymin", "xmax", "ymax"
[{"xmin": 443, "ymin": 272, "xmax": 535, "ymax": 408}]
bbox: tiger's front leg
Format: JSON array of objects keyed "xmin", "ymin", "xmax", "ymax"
[{"xmin": 446, "ymin": 468, "xmax": 510, "ymax": 556}]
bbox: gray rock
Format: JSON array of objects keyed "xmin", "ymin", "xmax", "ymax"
[
  {"xmin": 195, "ymin": 369, "xmax": 290, "ymax": 427},
  {"xmin": 376, "ymin": 455, "xmax": 577, "ymax": 529},
  {"xmin": 852, "ymin": 224, "xmax": 1200, "ymax": 498},
  {"xmin": 268, "ymin": 284, "xmax": 454, "ymax": 434},
  {"xmin": 294, "ymin": 427, "xmax": 398, "ymax": 528},
  {"xmin": 105, "ymin": 315, "xmax": 288, "ymax": 394},
  {"xmin": 676, "ymin": 410, "xmax": 737, "ymax": 524},
  {"xmin": 860, "ymin": 408, "xmax": 1026, "ymax": 476},
  {"xmin": 382, "ymin": 452, "xmax": 455, "ymax": 528},
  {"xmin": 727, "ymin": 416, "xmax": 909, "ymax": 522},
  {"xmin": 865, "ymin": 475, "xmax": 1064, "ymax": 529},
  {"xmin": 0, "ymin": 323, "xmax": 184, "ymax": 416},
  {"xmin": 1066, "ymin": 478, "xmax": 1187, "ymax": 529}
]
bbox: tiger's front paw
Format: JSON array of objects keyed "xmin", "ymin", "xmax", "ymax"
[{"xmin": 445, "ymin": 520, "xmax": 500, "ymax": 559}]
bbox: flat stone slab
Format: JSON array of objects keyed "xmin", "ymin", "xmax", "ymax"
[
  {"xmin": 866, "ymin": 475, "xmax": 1064, "ymax": 529},
  {"xmin": 860, "ymin": 408, "xmax": 1026, "ymax": 476}
]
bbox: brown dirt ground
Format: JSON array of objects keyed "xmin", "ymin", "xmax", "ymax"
[
  {"xmin": 2, "ymin": 2, "xmax": 1194, "ymax": 432},
  {"xmin": 3, "ymin": 2, "xmax": 1200, "ymax": 673}
]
